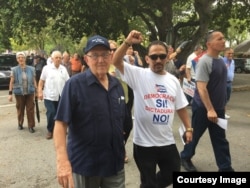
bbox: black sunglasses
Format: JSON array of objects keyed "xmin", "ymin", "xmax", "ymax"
[
  {"xmin": 207, "ymin": 30, "xmax": 215, "ymax": 34},
  {"xmin": 148, "ymin": 54, "xmax": 167, "ymax": 60}
]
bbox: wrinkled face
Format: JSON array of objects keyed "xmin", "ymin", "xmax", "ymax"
[
  {"xmin": 16, "ymin": 54, "xmax": 26, "ymax": 65},
  {"xmin": 207, "ymin": 31, "xmax": 226, "ymax": 52},
  {"xmin": 63, "ymin": 53, "xmax": 70, "ymax": 63},
  {"xmin": 84, "ymin": 46, "xmax": 112, "ymax": 76},
  {"xmin": 145, "ymin": 44, "xmax": 168, "ymax": 74},
  {"xmin": 52, "ymin": 51, "xmax": 63, "ymax": 67},
  {"xmin": 224, "ymin": 49, "xmax": 234, "ymax": 60}
]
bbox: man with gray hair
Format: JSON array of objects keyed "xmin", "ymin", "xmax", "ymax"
[
  {"xmin": 38, "ymin": 50, "xmax": 69, "ymax": 139},
  {"xmin": 61, "ymin": 50, "xmax": 72, "ymax": 76},
  {"xmin": 53, "ymin": 35, "xmax": 128, "ymax": 188},
  {"xmin": 222, "ymin": 47, "xmax": 235, "ymax": 119}
]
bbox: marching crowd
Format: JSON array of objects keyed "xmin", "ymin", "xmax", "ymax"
[{"xmin": 8, "ymin": 29, "xmax": 235, "ymax": 188}]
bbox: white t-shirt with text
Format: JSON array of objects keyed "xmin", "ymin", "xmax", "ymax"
[{"xmin": 120, "ymin": 63, "xmax": 188, "ymax": 147}]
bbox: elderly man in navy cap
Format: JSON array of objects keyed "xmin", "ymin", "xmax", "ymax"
[{"xmin": 53, "ymin": 35, "xmax": 128, "ymax": 188}]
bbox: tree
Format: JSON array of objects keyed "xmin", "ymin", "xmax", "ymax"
[
  {"xmin": 227, "ymin": 19, "xmax": 248, "ymax": 46},
  {"xmin": 1, "ymin": 0, "xmax": 249, "ymax": 60}
]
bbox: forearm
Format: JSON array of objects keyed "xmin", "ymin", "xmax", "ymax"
[
  {"xmin": 176, "ymin": 108, "xmax": 191, "ymax": 129},
  {"xmin": 169, "ymin": 52, "xmax": 177, "ymax": 60},
  {"xmin": 200, "ymin": 94, "xmax": 214, "ymax": 112},
  {"xmin": 9, "ymin": 77, "xmax": 14, "ymax": 92},
  {"xmin": 177, "ymin": 108, "xmax": 193, "ymax": 143},
  {"xmin": 38, "ymin": 80, "xmax": 44, "ymax": 92},
  {"xmin": 9, "ymin": 83, "xmax": 13, "ymax": 93},
  {"xmin": 185, "ymin": 69, "xmax": 191, "ymax": 81},
  {"xmin": 8, "ymin": 77, "xmax": 14, "ymax": 97},
  {"xmin": 54, "ymin": 121, "xmax": 69, "ymax": 162},
  {"xmin": 38, "ymin": 80, "xmax": 44, "ymax": 99},
  {"xmin": 197, "ymin": 85, "xmax": 214, "ymax": 112},
  {"xmin": 136, "ymin": 54, "xmax": 143, "ymax": 66},
  {"xmin": 33, "ymin": 77, "xmax": 38, "ymax": 89},
  {"xmin": 112, "ymin": 42, "xmax": 130, "ymax": 74}
]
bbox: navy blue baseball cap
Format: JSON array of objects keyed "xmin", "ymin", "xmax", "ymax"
[{"xmin": 84, "ymin": 35, "xmax": 110, "ymax": 53}]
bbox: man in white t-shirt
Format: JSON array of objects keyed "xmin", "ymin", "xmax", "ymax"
[
  {"xmin": 186, "ymin": 45, "xmax": 203, "ymax": 82},
  {"xmin": 112, "ymin": 30, "xmax": 193, "ymax": 188},
  {"xmin": 185, "ymin": 45, "xmax": 203, "ymax": 104}
]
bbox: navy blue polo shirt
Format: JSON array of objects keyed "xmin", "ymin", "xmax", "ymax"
[{"xmin": 55, "ymin": 69, "xmax": 126, "ymax": 177}]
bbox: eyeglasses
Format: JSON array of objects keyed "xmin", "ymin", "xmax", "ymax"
[
  {"xmin": 148, "ymin": 54, "xmax": 167, "ymax": 60},
  {"xmin": 86, "ymin": 53, "xmax": 111, "ymax": 61},
  {"xmin": 111, "ymin": 48, "xmax": 117, "ymax": 52}
]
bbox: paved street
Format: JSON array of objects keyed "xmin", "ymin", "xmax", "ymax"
[{"xmin": 0, "ymin": 73, "xmax": 249, "ymax": 188}]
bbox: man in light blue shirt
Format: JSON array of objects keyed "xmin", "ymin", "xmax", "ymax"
[{"xmin": 223, "ymin": 47, "xmax": 235, "ymax": 119}]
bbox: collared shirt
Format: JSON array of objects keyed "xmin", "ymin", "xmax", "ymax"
[
  {"xmin": 40, "ymin": 63, "xmax": 69, "ymax": 101},
  {"xmin": 54, "ymin": 69, "xmax": 126, "ymax": 177}
]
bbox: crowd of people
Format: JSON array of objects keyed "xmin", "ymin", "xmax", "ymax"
[
  {"xmin": 8, "ymin": 50, "xmax": 87, "ymax": 137},
  {"xmin": 7, "ymin": 29, "xmax": 236, "ymax": 187}
]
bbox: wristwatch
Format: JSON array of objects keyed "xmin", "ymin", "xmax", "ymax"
[{"xmin": 186, "ymin": 127, "xmax": 193, "ymax": 132}]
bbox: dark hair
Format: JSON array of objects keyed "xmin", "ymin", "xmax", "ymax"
[
  {"xmin": 205, "ymin": 30, "xmax": 220, "ymax": 43},
  {"xmin": 147, "ymin": 41, "xmax": 168, "ymax": 54}
]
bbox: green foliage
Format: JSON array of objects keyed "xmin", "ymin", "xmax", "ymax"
[
  {"xmin": 227, "ymin": 19, "xmax": 248, "ymax": 46},
  {"xmin": 0, "ymin": 0, "xmax": 249, "ymax": 56},
  {"xmin": 210, "ymin": 0, "xmax": 250, "ymax": 37}
]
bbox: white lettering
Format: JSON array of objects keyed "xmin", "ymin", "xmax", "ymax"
[
  {"xmin": 220, "ymin": 176, "xmax": 247, "ymax": 185},
  {"xmin": 176, "ymin": 176, "xmax": 217, "ymax": 185}
]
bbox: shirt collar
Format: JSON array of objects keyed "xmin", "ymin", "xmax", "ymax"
[{"xmin": 85, "ymin": 69, "xmax": 119, "ymax": 89}]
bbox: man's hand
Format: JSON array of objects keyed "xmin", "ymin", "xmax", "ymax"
[
  {"xmin": 128, "ymin": 55, "xmax": 135, "ymax": 65},
  {"xmin": 57, "ymin": 159, "xmax": 74, "ymax": 188},
  {"xmin": 125, "ymin": 30, "xmax": 143, "ymax": 45},
  {"xmin": 183, "ymin": 131, "xmax": 193, "ymax": 144},
  {"xmin": 207, "ymin": 109, "xmax": 218, "ymax": 124},
  {"xmin": 133, "ymin": 51, "xmax": 139, "ymax": 56},
  {"xmin": 8, "ymin": 95, "xmax": 12, "ymax": 102},
  {"xmin": 38, "ymin": 91, "xmax": 43, "ymax": 100}
]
